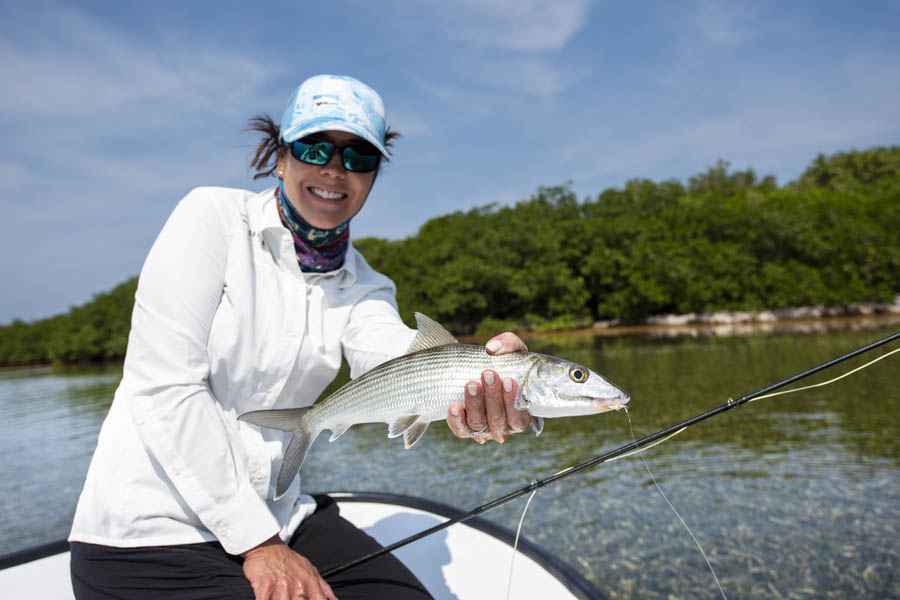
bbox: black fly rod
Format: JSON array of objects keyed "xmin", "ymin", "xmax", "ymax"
[{"xmin": 322, "ymin": 330, "xmax": 900, "ymax": 578}]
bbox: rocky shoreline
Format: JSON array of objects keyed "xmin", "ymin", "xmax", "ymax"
[
  {"xmin": 590, "ymin": 295, "xmax": 899, "ymax": 328},
  {"xmin": 575, "ymin": 295, "xmax": 900, "ymax": 339}
]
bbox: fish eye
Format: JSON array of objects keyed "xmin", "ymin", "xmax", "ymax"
[{"xmin": 569, "ymin": 367, "xmax": 588, "ymax": 383}]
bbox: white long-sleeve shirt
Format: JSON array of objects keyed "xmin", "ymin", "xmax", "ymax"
[{"xmin": 69, "ymin": 186, "xmax": 416, "ymax": 555}]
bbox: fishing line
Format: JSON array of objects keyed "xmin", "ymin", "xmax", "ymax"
[
  {"xmin": 748, "ymin": 346, "xmax": 900, "ymax": 403},
  {"xmin": 592, "ymin": 345, "xmax": 900, "ymax": 466},
  {"xmin": 505, "ymin": 482, "xmax": 539, "ymax": 600},
  {"xmin": 320, "ymin": 330, "xmax": 899, "ymax": 579},
  {"xmin": 623, "ymin": 406, "xmax": 728, "ymax": 600},
  {"xmin": 573, "ymin": 340, "xmax": 899, "ymax": 598},
  {"xmin": 604, "ymin": 426, "xmax": 687, "ymax": 463},
  {"xmin": 607, "ymin": 345, "xmax": 900, "ymax": 459}
]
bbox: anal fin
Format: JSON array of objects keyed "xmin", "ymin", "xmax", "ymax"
[{"xmin": 403, "ymin": 420, "xmax": 431, "ymax": 449}]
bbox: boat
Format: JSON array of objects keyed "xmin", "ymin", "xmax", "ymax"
[{"xmin": 0, "ymin": 491, "xmax": 604, "ymax": 599}]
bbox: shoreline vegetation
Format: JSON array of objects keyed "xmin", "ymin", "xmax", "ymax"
[{"xmin": 1, "ymin": 146, "xmax": 898, "ymax": 366}]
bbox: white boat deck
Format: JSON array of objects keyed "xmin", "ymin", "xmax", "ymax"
[{"xmin": 1, "ymin": 492, "xmax": 601, "ymax": 599}]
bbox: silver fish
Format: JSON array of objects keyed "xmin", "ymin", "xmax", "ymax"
[{"xmin": 239, "ymin": 313, "xmax": 629, "ymax": 496}]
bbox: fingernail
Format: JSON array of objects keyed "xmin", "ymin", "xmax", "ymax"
[
  {"xmin": 503, "ymin": 378, "xmax": 513, "ymax": 393},
  {"xmin": 483, "ymin": 371, "xmax": 495, "ymax": 386},
  {"xmin": 486, "ymin": 339, "xmax": 502, "ymax": 353},
  {"xmin": 450, "ymin": 405, "xmax": 460, "ymax": 417},
  {"xmin": 467, "ymin": 383, "xmax": 478, "ymax": 396}
]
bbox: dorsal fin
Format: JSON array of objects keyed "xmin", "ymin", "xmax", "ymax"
[{"xmin": 405, "ymin": 313, "xmax": 458, "ymax": 353}]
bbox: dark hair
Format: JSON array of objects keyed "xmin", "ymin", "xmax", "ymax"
[{"xmin": 245, "ymin": 115, "xmax": 401, "ymax": 181}]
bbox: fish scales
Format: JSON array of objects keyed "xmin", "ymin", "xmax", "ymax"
[
  {"xmin": 308, "ymin": 344, "xmax": 534, "ymax": 430},
  {"xmin": 238, "ymin": 312, "xmax": 629, "ymax": 496}
]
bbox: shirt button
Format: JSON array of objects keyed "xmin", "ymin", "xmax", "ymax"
[
  {"xmin": 171, "ymin": 467, "xmax": 180, "ymax": 476},
  {"xmin": 218, "ymin": 528, "xmax": 228, "ymax": 537},
  {"xmin": 265, "ymin": 384, "xmax": 274, "ymax": 393},
  {"xmin": 287, "ymin": 327, "xmax": 299, "ymax": 337},
  {"xmin": 255, "ymin": 470, "xmax": 264, "ymax": 480}
]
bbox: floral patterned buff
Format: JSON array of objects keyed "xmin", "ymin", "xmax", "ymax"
[{"xmin": 275, "ymin": 182, "xmax": 349, "ymax": 273}]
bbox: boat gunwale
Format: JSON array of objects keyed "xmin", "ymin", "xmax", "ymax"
[{"xmin": 0, "ymin": 490, "xmax": 606, "ymax": 600}]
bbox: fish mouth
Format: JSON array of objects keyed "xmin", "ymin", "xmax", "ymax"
[{"xmin": 592, "ymin": 396, "xmax": 630, "ymax": 412}]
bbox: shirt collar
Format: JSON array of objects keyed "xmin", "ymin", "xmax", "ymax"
[{"xmin": 252, "ymin": 187, "xmax": 359, "ymax": 288}]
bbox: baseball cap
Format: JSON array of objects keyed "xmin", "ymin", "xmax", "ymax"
[{"xmin": 279, "ymin": 74, "xmax": 391, "ymax": 160}]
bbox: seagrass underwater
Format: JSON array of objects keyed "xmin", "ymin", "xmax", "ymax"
[
  {"xmin": 2, "ymin": 325, "xmax": 898, "ymax": 597},
  {"xmin": 239, "ymin": 313, "xmax": 629, "ymax": 496}
]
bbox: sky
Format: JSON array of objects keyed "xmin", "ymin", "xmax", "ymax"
[{"xmin": 1, "ymin": 0, "xmax": 899, "ymax": 323}]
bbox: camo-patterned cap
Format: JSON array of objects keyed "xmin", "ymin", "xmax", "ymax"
[{"xmin": 279, "ymin": 74, "xmax": 391, "ymax": 160}]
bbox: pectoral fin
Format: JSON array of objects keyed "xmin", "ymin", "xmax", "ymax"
[{"xmin": 530, "ymin": 416, "xmax": 544, "ymax": 437}]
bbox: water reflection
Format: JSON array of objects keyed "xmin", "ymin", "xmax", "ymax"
[
  {"xmin": 0, "ymin": 364, "xmax": 121, "ymax": 556},
  {"xmin": 1, "ymin": 325, "xmax": 898, "ymax": 598}
]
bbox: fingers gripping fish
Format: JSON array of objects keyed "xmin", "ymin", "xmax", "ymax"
[{"xmin": 239, "ymin": 313, "xmax": 630, "ymax": 496}]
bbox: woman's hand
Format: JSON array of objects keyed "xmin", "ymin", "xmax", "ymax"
[
  {"xmin": 241, "ymin": 535, "xmax": 336, "ymax": 600},
  {"xmin": 446, "ymin": 332, "xmax": 531, "ymax": 443}
]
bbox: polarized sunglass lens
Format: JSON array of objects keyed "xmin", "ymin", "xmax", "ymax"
[
  {"xmin": 292, "ymin": 140, "xmax": 333, "ymax": 165},
  {"xmin": 342, "ymin": 147, "xmax": 379, "ymax": 172}
]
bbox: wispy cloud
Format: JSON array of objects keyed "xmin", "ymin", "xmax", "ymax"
[
  {"xmin": 389, "ymin": 0, "xmax": 592, "ymax": 116},
  {"xmin": 565, "ymin": 60, "xmax": 900, "ymax": 192},
  {"xmin": 0, "ymin": 4, "xmax": 282, "ymax": 195},
  {"xmin": 689, "ymin": 0, "xmax": 761, "ymax": 46},
  {"xmin": 2, "ymin": 0, "xmax": 897, "ymax": 323},
  {"xmin": 1, "ymin": 14, "xmax": 269, "ymax": 121},
  {"xmin": 0, "ymin": 3, "xmax": 285, "ymax": 320},
  {"xmin": 465, "ymin": 55, "xmax": 588, "ymax": 97},
  {"xmin": 435, "ymin": 0, "xmax": 594, "ymax": 51},
  {"xmin": 385, "ymin": 109, "xmax": 432, "ymax": 138},
  {"xmin": 0, "ymin": 162, "xmax": 34, "ymax": 191}
]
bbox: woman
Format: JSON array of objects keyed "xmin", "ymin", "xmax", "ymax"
[{"xmin": 69, "ymin": 74, "xmax": 531, "ymax": 600}]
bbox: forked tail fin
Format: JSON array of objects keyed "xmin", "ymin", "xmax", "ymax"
[{"xmin": 238, "ymin": 408, "xmax": 317, "ymax": 496}]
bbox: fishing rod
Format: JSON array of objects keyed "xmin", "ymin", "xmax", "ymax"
[{"xmin": 321, "ymin": 330, "xmax": 900, "ymax": 578}]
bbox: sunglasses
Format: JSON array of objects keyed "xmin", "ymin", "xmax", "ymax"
[{"xmin": 289, "ymin": 137, "xmax": 381, "ymax": 173}]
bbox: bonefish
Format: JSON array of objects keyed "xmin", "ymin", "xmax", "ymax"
[{"xmin": 239, "ymin": 313, "xmax": 629, "ymax": 495}]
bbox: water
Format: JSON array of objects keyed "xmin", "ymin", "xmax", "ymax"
[{"xmin": 1, "ymin": 323, "xmax": 898, "ymax": 598}]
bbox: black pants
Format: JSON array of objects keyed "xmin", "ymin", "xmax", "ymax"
[{"xmin": 70, "ymin": 495, "xmax": 432, "ymax": 599}]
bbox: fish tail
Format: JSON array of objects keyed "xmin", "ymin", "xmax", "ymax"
[
  {"xmin": 277, "ymin": 427, "xmax": 316, "ymax": 496},
  {"xmin": 238, "ymin": 407, "xmax": 309, "ymax": 432},
  {"xmin": 238, "ymin": 408, "xmax": 318, "ymax": 496}
]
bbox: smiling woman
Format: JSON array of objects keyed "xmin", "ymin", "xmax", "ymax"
[{"xmin": 65, "ymin": 74, "xmax": 533, "ymax": 600}]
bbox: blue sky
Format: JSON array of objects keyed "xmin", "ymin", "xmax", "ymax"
[{"xmin": 1, "ymin": 0, "xmax": 899, "ymax": 323}]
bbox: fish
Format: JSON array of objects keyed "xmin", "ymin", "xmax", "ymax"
[{"xmin": 239, "ymin": 312, "xmax": 630, "ymax": 496}]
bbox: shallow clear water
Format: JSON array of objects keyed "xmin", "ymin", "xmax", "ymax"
[{"xmin": 1, "ymin": 322, "xmax": 898, "ymax": 598}]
